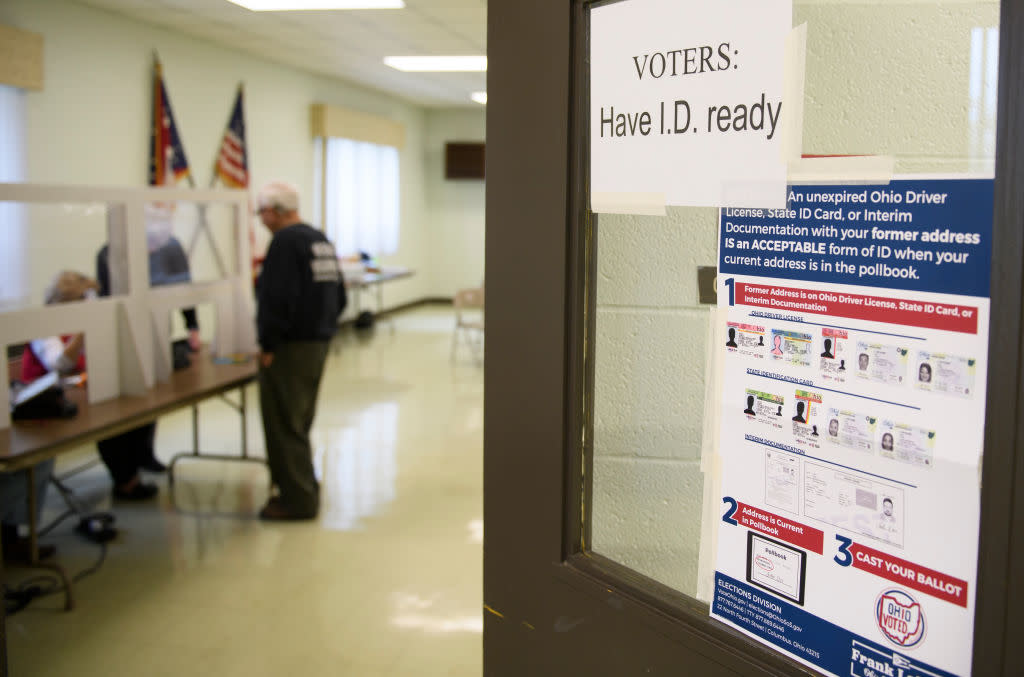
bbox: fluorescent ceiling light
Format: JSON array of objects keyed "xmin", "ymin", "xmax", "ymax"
[
  {"xmin": 227, "ymin": 0, "xmax": 404, "ymax": 10},
  {"xmin": 471, "ymin": 92, "xmax": 487, "ymax": 105},
  {"xmin": 384, "ymin": 56, "xmax": 487, "ymax": 72}
]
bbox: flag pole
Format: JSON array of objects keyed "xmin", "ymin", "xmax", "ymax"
[{"xmin": 150, "ymin": 51, "xmax": 161, "ymax": 187}]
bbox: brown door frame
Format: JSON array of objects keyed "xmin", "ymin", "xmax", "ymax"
[
  {"xmin": 975, "ymin": 3, "xmax": 1024, "ymax": 675},
  {"xmin": 484, "ymin": 1, "xmax": 1024, "ymax": 674}
]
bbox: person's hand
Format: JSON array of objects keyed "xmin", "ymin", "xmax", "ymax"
[
  {"xmin": 259, "ymin": 351, "xmax": 274, "ymax": 368},
  {"xmin": 187, "ymin": 329, "xmax": 201, "ymax": 352},
  {"xmin": 64, "ymin": 333, "xmax": 86, "ymax": 364}
]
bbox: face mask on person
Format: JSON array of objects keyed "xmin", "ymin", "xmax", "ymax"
[{"xmin": 145, "ymin": 205, "xmax": 175, "ymax": 252}]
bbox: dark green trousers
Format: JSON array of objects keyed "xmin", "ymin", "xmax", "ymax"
[{"xmin": 259, "ymin": 340, "xmax": 331, "ymax": 516}]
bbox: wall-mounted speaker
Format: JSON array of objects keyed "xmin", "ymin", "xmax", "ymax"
[{"xmin": 445, "ymin": 142, "xmax": 485, "ymax": 180}]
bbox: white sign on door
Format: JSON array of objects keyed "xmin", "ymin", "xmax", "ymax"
[{"xmin": 590, "ymin": 0, "xmax": 792, "ymax": 212}]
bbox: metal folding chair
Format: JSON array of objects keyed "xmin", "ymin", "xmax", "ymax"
[{"xmin": 451, "ymin": 287, "xmax": 484, "ymax": 365}]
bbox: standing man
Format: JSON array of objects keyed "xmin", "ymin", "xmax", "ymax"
[{"xmin": 255, "ymin": 181, "xmax": 347, "ymax": 520}]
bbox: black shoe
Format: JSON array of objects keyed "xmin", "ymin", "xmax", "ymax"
[
  {"xmin": 75, "ymin": 516, "xmax": 117, "ymax": 543},
  {"xmin": 258, "ymin": 498, "xmax": 317, "ymax": 521},
  {"xmin": 112, "ymin": 481, "xmax": 158, "ymax": 501},
  {"xmin": 140, "ymin": 458, "xmax": 167, "ymax": 473}
]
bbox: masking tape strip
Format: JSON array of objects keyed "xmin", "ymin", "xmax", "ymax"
[
  {"xmin": 700, "ymin": 305, "xmax": 726, "ymax": 476},
  {"xmin": 781, "ymin": 23, "xmax": 808, "ymax": 163},
  {"xmin": 590, "ymin": 191, "xmax": 666, "ymax": 216},
  {"xmin": 696, "ymin": 305, "xmax": 727, "ymax": 603},
  {"xmin": 696, "ymin": 453, "xmax": 723, "ymax": 604},
  {"xmin": 787, "ymin": 155, "xmax": 896, "ymax": 185}
]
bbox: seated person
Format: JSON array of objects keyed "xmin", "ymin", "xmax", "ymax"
[
  {"xmin": 0, "ymin": 461, "xmax": 56, "ymax": 563},
  {"xmin": 21, "ymin": 271, "xmax": 159, "ymax": 501}
]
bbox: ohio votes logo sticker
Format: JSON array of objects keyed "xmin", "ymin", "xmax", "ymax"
[{"xmin": 875, "ymin": 589, "xmax": 926, "ymax": 647}]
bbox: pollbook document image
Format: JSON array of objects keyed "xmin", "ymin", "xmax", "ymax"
[{"xmin": 747, "ymin": 532, "xmax": 805, "ymax": 604}]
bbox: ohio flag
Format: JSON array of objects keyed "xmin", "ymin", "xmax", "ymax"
[{"xmin": 149, "ymin": 57, "xmax": 191, "ymax": 186}]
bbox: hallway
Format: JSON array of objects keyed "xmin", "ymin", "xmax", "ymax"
[{"xmin": 5, "ymin": 305, "xmax": 483, "ymax": 676}]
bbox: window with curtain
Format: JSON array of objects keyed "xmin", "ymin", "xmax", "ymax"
[
  {"xmin": 320, "ymin": 137, "xmax": 400, "ymax": 258},
  {"xmin": 0, "ymin": 83, "xmax": 26, "ymax": 309}
]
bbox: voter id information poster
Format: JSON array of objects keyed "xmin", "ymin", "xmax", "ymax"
[{"xmin": 711, "ymin": 178, "xmax": 992, "ymax": 677}]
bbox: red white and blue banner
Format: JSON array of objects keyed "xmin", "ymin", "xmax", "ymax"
[
  {"xmin": 712, "ymin": 176, "xmax": 992, "ymax": 677},
  {"xmin": 149, "ymin": 57, "xmax": 191, "ymax": 187},
  {"xmin": 215, "ymin": 86, "xmax": 248, "ymax": 189}
]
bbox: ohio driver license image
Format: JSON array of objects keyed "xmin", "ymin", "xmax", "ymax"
[
  {"xmin": 914, "ymin": 351, "xmax": 976, "ymax": 398},
  {"xmin": 818, "ymin": 327, "xmax": 849, "ymax": 383},
  {"xmin": 854, "ymin": 341, "xmax": 909, "ymax": 386},
  {"xmin": 769, "ymin": 329, "xmax": 813, "ymax": 367}
]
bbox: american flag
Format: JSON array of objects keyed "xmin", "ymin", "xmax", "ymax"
[
  {"xmin": 149, "ymin": 58, "xmax": 191, "ymax": 186},
  {"xmin": 215, "ymin": 87, "xmax": 248, "ymax": 188}
]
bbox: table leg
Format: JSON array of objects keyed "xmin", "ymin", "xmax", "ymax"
[
  {"xmin": 376, "ymin": 281, "xmax": 395, "ymax": 333},
  {"xmin": 26, "ymin": 467, "xmax": 37, "ymax": 566},
  {"xmin": 240, "ymin": 386, "xmax": 249, "ymax": 459},
  {"xmin": 171, "ymin": 404, "xmax": 201, "ymax": 487},
  {"xmin": 20, "ymin": 467, "xmax": 74, "ymax": 611},
  {"xmin": 167, "ymin": 385, "xmax": 265, "ymax": 496},
  {"xmin": 1, "ymin": 578, "xmax": 7, "ymax": 677},
  {"xmin": 192, "ymin": 404, "xmax": 199, "ymax": 455}
]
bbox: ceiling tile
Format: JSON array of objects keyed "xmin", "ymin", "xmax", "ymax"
[{"xmin": 69, "ymin": 0, "xmax": 490, "ymax": 107}]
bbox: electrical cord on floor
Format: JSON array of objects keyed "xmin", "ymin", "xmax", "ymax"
[{"xmin": 3, "ymin": 539, "xmax": 108, "ymax": 616}]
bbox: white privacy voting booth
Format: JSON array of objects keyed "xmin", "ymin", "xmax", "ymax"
[{"xmin": 0, "ymin": 182, "xmax": 257, "ymax": 430}]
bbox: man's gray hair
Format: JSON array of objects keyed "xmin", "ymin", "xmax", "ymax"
[
  {"xmin": 44, "ymin": 270, "xmax": 98, "ymax": 305},
  {"xmin": 258, "ymin": 180, "xmax": 301, "ymax": 213}
]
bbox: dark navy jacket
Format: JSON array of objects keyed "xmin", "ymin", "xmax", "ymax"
[{"xmin": 256, "ymin": 223, "xmax": 347, "ymax": 352}]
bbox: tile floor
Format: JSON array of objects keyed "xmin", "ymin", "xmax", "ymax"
[{"xmin": 4, "ymin": 306, "xmax": 483, "ymax": 676}]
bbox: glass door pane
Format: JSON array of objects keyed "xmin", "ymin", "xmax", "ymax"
[{"xmin": 587, "ymin": 0, "xmax": 999, "ymax": 606}]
